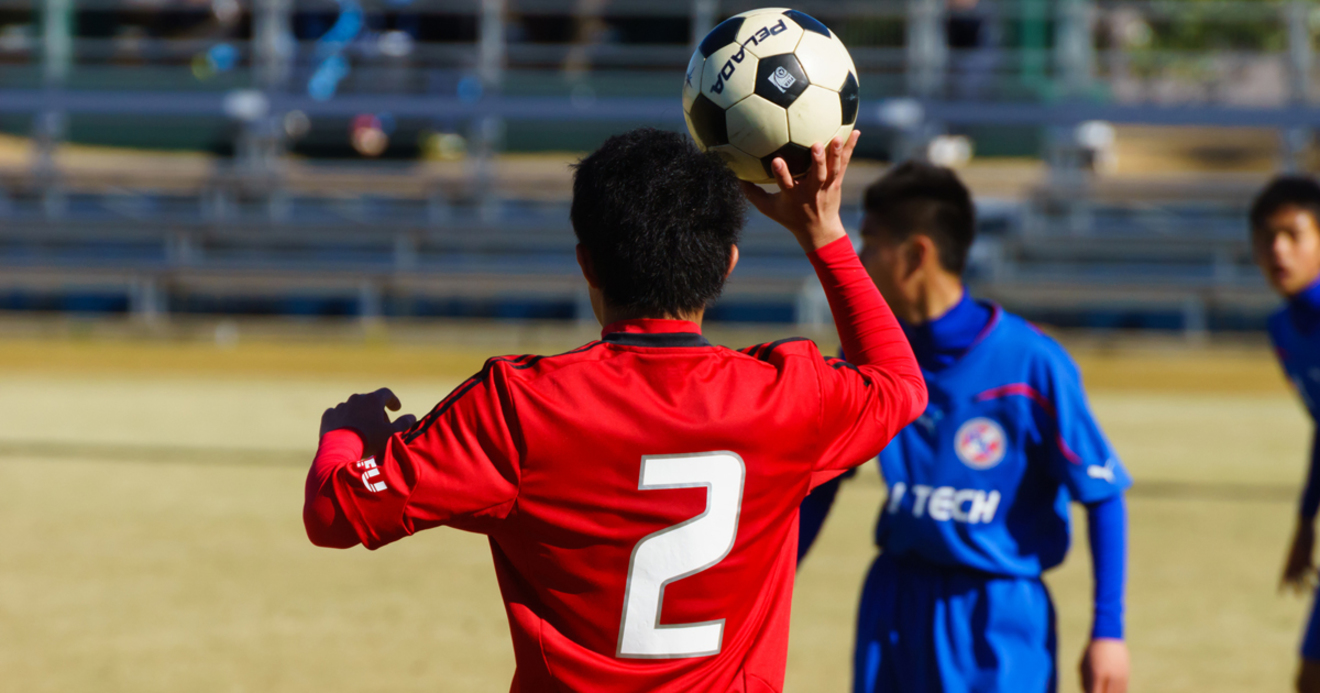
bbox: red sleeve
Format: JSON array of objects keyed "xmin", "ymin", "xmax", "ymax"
[
  {"xmin": 304, "ymin": 429, "xmax": 368, "ymax": 548},
  {"xmin": 302, "ymin": 365, "xmax": 523, "ymax": 550},
  {"xmin": 807, "ymin": 236, "xmax": 927, "ymax": 481}
]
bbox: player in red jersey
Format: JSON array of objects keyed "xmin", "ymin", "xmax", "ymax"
[{"xmin": 303, "ymin": 128, "xmax": 926, "ymax": 692}]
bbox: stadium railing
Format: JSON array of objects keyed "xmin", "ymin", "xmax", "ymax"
[{"xmin": 0, "ymin": 0, "xmax": 1304, "ymax": 331}]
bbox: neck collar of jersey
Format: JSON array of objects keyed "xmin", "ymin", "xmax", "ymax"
[
  {"xmin": 601, "ymin": 319, "xmax": 711, "ymax": 347},
  {"xmin": 899, "ymin": 289, "xmax": 997, "ymax": 372},
  {"xmin": 1289, "ymin": 276, "xmax": 1320, "ymax": 335}
]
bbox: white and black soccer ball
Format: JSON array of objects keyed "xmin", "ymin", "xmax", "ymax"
[{"xmin": 682, "ymin": 8, "xmax": 859, "ymax": 183}]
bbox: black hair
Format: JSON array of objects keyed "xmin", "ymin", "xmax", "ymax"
[
  {"xmin": 1249, "ymin": 175, "xmax": 1320, "ymax": 232},
  {"xmin": 571, "ymin": 128, "xmax": 745, "ymax": 317},
  {"xmin": 862, "ymin": 161, "xmax": 976, "ymax": 275}
]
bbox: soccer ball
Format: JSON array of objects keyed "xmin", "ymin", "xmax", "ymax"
[{"xmin": 682, "ymin": 8, "xmax": 859, "ymax": 184}]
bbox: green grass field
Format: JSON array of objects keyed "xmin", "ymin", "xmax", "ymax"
[{"xmin": 0, "ymin": 326, "xmax": 1311, "ymax": 692}]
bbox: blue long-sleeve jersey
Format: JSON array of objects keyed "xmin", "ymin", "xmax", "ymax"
[
  {"xmin": 1270, "ymin": 278, "xmax": 1320, "ymax": 519},
  {"xmin": 799, "ymin": 290, "xmax": 1130, "ymax": 639}
]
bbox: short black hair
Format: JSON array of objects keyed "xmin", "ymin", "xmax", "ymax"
[
  {"xmin": 862, "ymin": 161, "xmax": 976, "ymax": 275},
  {"xmin": 571, "ymin": 128, "xmax": 745, "ymax": 317},
  {"xmin": 1250, "ymin": 175, "xmax": 1320, "ymax": 232}
]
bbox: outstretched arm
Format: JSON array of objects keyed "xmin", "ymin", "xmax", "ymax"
[
  {"xmin": 743, "ymin": 133, "xmax": 922, "ymax": 382},
  {"xmin": 1283, "ymin": 427, "xmax": 1320, "ymax": 594},
  {"xmin": 304, "ymin": 367, "xmax": 524, "ymax": 550},
  {"xmin": 742, "ymin": 133, "xmax": 927, "ymax": 473},
  {"xmin": 1080, "ymin": 493, "xmax": 1129, "ymax": 693}
]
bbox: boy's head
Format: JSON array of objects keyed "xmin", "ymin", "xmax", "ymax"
[
  {"xmin": 1250, "ymin": 175, "xmax": 1320, "ymax": 297},
  {"xmin": 571, "ymin": 128, "xmax": 745, "ymax": 323},
  {"xmin": 857, "ymin": 161, "xmax": 975, "ymax": 320}
]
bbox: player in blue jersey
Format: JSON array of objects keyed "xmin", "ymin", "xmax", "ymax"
[
  {"xmin": 798, "ymin": 162, "xmax": 1131, "ymax": 693},
  {"xmin": 1252, "ymin": 177, "xmax": 1320, "ymax": 693}
]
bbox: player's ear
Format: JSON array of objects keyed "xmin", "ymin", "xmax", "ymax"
[
  {"xmin": 725, "ymin": 244, "xmax": 740, "ymax": 279},
  {"xmin": 901, "ymin": 236, "xmax": 926, "ymax": 279},
  {"xmin": 576, "ymin": 244, "xmax": 601, "ymax": 289}
]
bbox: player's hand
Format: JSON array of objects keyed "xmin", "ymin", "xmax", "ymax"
[
  {"xmin": 740, "ymin": 130, "xmax": 861, "ymax": 254},
  {"xmin": 1282, "ymin": 519, "xmax": 1317, "ymax": 594},
  {"xmin": 1080, "ymin": 638, "xmax": 1129, "ymax": 693},
  {"xmin": 320, "ymin": 387, "xmax": 417, "ymax": 458}
]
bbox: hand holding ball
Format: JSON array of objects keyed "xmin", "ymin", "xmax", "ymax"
[{"xmin": 683, "ymin": 8, "xmax": 859, "ymax": 183}]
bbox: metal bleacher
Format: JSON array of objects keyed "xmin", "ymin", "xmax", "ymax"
[{"xmin": 0, "ymin": 0, "xmax": 1314, "ymax": 330}]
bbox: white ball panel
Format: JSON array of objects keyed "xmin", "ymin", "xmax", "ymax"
[
  {"xmin": 795, "ymin": 30, "xmax": 856, "ymax": 92},
  {"xmin": 700, "ymin": 42, "xmax": 759, "ymax": 110},
  {"xmin": 726, "ymin": 95, "xmax": 790, "ymax": 158},
  {"xmin": 709, "ymin": 144, "xmax": 772, "ymax": 183},
  {"xmin": 787, "ymin": 85, "xmax": 844, "ymax": 148},
  {"xmin": 734, "ymin": 12, "xmax": 804, "ymax": 59},
  {"xmin": 682, "ymin": 50, "xmax": 704, "ymax": 112},
  {"xmin": 834, "ymin": 122, "xmax": 856, "ymax": 148}
]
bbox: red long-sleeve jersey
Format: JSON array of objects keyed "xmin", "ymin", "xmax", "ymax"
[{"xmin": 304, "ymin": 237, "xmax": 925, "ymax": 692}]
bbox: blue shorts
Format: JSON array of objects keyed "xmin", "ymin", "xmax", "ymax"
[
  {"xmin": 1303, "ymin": 586, "xmax": 1320, "ymax": 661},
  {"xmin": 853, "ymin": 553, "xmax": 1057, "ymax": 693}
]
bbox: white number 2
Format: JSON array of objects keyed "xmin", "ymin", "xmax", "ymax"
[{"xmin": 616, "ymin": 451, "xmax": 746, "ymax": 659}]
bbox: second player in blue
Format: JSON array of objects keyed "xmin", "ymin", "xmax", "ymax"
[{"xmin": 799, "ymin": 162, "xmax": 1132, "ymax": 693}]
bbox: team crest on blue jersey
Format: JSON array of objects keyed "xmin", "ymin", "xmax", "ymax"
[{"xmin": 954, "ymin": 418, "xmax": 1006, "ymax": 469}]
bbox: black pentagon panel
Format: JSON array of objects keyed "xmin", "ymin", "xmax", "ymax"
[
  {"xmin": 755, "ymin": 54, "xmax": 809, "ymax": 109},
  {"xmin": 784, "ymin": 10, "xmax": 831, "ymax": 38},
  {"xmin": 761, "ymin": 142, "xmax": 814, "ymax": 180},
  {"xmin": 699, "ymin": 17, "xmax": 745, "ymax": 58},
  {"xmin": 688, "ymin": 93, "xmax": 729, "ymax": 148},
  {"xmin": 840, "ymin": 72, "xmax": 859, "ymax": 126}
]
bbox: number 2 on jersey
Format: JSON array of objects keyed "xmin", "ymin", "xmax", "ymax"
[{"xmin": 616, "ymin": 451, "xmax": 746, "ymax": 659}]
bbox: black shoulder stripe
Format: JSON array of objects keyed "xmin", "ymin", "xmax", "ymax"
[
  {"xmin": 560, "ymin": 340, "xmax": 606, "ymax": 356},
  {"xmin": 765, "ymin": 336, "xmax": 812, "ymax": 351},
  {"xmin": 509, "ymin": 340, "xmax": 606, "ymax": 369},
  {"xmin": 738, "ymin": 343, "xmax": 767, "ymax": 358},
  {"xmin": 483, "ymin": 354, "xmax": 531, "ymax": 369},
  {"xmin": 404, "ymin": 373, "xmax": 486, "ymax": 443},
  {"xmin": 825, "ymin": 357, "xmax": 872, "ymax": 384},
  {"xmin": 744, "ymin": 341, "xmax": 773, "ymax": 360},
  {"xmin": 529, "ymin": 340, "xmax": 606, "ymax": 363},
  {"xmin": 747, "ymin": 337, "xmax": 813, "ymax": 363},
  {"xmin": 741, "ymin": 341, "xmax": 774, "ymax": 361},
  {"xmin": 404, "ymin": 353, "xmax": 518, "ymax": 443},
  {"xmin": 401, "ymin": 342, "xmax": 605, "ymax": 444}
]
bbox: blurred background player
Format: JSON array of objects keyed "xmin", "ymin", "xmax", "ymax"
[
  {"xmin": 302, "ymin": 130, "xmax": 928, "ymax": 692},
  {"xmin": 1253, "ymin": 178, "xmax": 1320, "ymax": 693},
  {"xmin": 798, "ymin": 161, "xmax": 1131, "ymax": 693}
]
